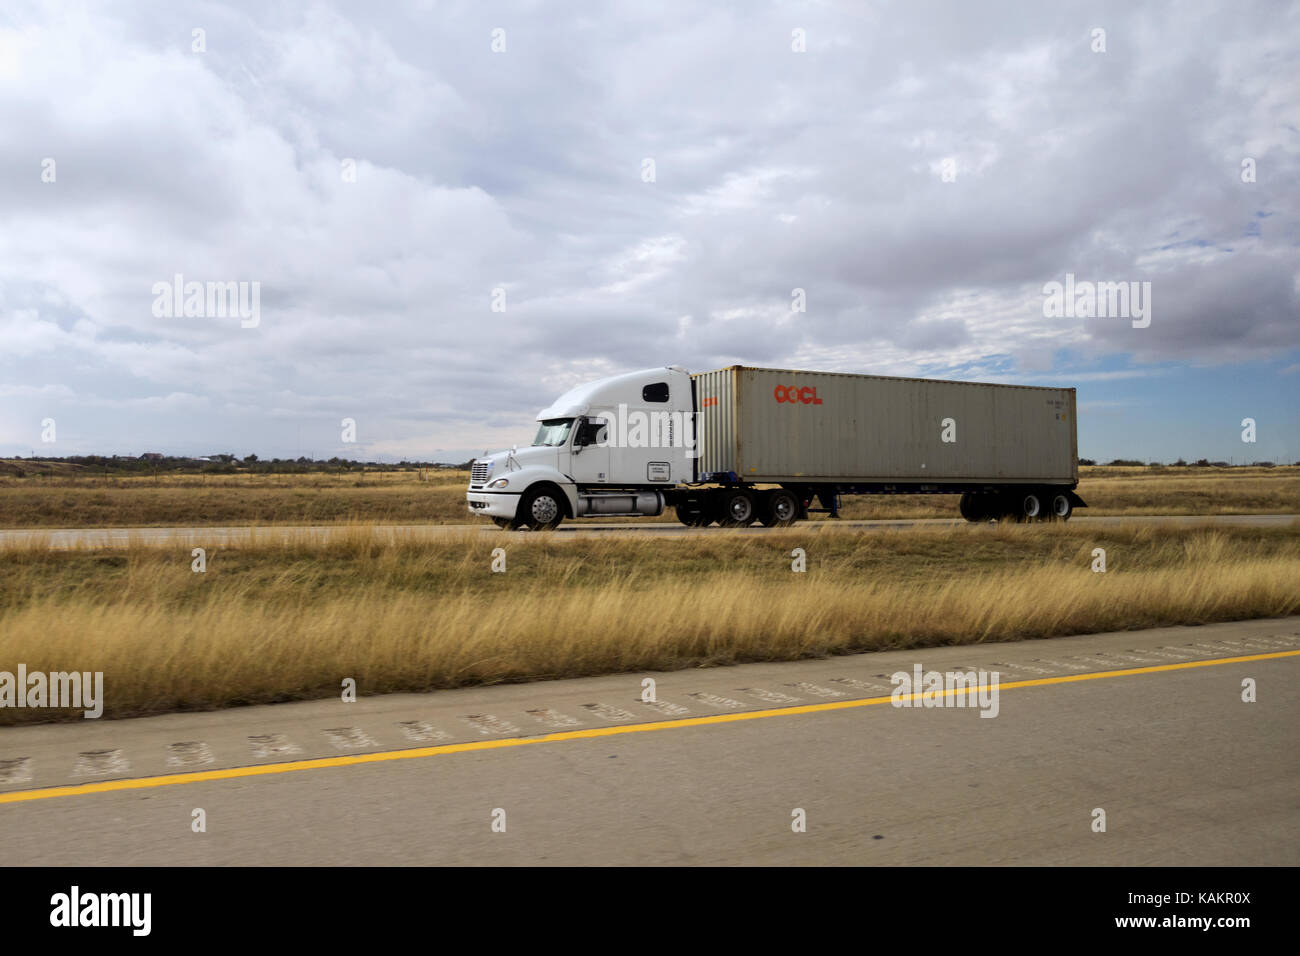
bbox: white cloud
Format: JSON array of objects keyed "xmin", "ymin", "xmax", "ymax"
[{"xmin": 0, "ymin": 1, "xmax": 1296, "ymax": 460}]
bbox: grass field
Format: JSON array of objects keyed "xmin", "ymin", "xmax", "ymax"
[
  {"xmin": 0, "ymin": 468, "xmax": 471, "ymax": 527},
  {"xmin": 2, "ymin": 520, "xmax": 1297, "ymax": 724},
  {"xmin": 0, "ymin": 465, "xmax": 1297, "ymax": 528}
]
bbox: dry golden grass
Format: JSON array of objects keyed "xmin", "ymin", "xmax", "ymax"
[
  {"xmin": 0, "ymin": 468, "xmax": 474, "ymax": 527},
  {"xmin": 2, "ymin": 522, "xmax": 1296, "ymax": 724}
]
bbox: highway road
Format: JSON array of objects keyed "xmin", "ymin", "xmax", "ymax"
[
  {"xmin": 1, "ymin": 512, "xmax": 1296, "ymax": 548},
  {"xmin": 1, "ymin": 616, "xmax": 1297, "ymax": 865}
]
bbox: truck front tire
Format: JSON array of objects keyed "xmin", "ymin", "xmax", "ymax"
[{"xmin": 517, "ymin": 486, "xmax": 564, "ymax": 531}]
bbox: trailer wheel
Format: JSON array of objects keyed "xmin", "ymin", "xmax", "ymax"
[
  {"xmin": 1048, "ymin": 493, "xmax": 1073, "ymax": 521},
  {"xmin": 516, "ymin": 486, "xmax": 564, "ymax": 531},
  {"xmin": 717, "ymin": 489, "xmax": 757, "ymax": 527},
  {"xmin": 959, "ymin": 493, "xmax": 992, "ymax": 522},
  {"xmin": 759, "ymin": 490, "xmax": 800, "ymax": 527},
  {"xmin": 675, "ymin": 499, "xmax": 710, "ymax": 527},
  {"xmin": 1014, "ymin": 492, "xmax": 1043, "ymax": 522}
]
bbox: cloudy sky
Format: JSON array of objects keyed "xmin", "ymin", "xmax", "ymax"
[{"xmin": 1, "ymin": 0, "xmax": 1297, "ymax": 464}]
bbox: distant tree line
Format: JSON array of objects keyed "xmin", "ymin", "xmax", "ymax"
[
  {"xmin": 5, "ymin": 454, "xmax": 470, "ymax": 476},
  {"xmin": 1078, "ymin": 458, "xmax": 1288, "ymax": 467}
]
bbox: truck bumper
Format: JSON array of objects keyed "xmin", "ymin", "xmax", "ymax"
[{"xmin": 466, "ymin": 491, "xmax": 521, "ymax": 520}]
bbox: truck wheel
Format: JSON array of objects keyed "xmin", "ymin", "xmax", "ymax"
[
  {"xmin": 1048, "ymin": 493, "xmax": 1073, "ymax": 521},
  {"xmin": 959, "ymin": 493, "xmax": 991, "ymax": 522},
  {"xmin": 717, "ymin": 489, "xmax": 757, "ymax": 527},
  {"xmin": 676, "ymin": 499, "xmax": 709, "ymax": 527},
  {"xmin": 1014, "ymin": 492, "xmax": 1043, "ymax": 522},
  {"xmin": 517, "ymin": 487, "xmax": 564, "ymax": 531},
  {"xmin": 759, "ymin": 490, "xmax": 799, "ymax": 527}
]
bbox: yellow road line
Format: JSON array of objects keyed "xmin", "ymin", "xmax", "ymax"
[{"xmin": 2, "ymin": 648, "xmax": 1297, "ymax": 805}]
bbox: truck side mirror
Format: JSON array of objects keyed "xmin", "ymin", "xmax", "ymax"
[{"xmin": 573, "ymin": 417, "xmax": 608, "ymax": 452}]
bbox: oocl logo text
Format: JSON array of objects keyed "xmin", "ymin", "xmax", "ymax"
[{"xmin": 774, "ymin": 385, "xmax": 823, "ymax": 405}]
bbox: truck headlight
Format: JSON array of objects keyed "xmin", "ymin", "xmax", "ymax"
[{"xmin": 487, "ymin": 478, "xmax": 509, "ymax": 489}]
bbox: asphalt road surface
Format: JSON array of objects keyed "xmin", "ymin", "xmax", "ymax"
[
  {"xmin": 1, "ymin": 617, "xmax": 1297, "ymax": 865},
  {"xmin": 1, "ymin": 512, "xmax": 1296, "ymax": 549}
]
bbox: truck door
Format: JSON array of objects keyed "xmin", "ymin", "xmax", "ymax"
[{"xmin": 566, "ymin": 414, "xmax": 610, "ymax": 485}]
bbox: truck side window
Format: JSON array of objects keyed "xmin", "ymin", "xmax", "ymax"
[
  {"xmin": 576, "ymin": 420, "xmax": 607, "ymax": 446},
  {"xmin": 642, "ymin": 382, "xmax": 670, "ymax": 403}
]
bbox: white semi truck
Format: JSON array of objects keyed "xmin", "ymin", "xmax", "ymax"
[{"xmin": 466, "ymin": 365, "xmax": 1086, "ymax": 530}]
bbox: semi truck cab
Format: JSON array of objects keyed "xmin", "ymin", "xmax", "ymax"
[{"xmin": 466, "ymin": 366, "xmax": 696, "ymax": 529}]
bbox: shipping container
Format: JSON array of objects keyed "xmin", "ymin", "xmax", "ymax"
[{"xmin": 693, "ymin": 366, "xmax": 1076, "ymax": 485}]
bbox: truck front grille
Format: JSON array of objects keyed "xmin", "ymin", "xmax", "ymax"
[{"xmin": 470, "ymin": 461, "xmax": 491, "ymax": 486}]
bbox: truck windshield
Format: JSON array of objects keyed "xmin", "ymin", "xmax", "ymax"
[{"xmin": 533, "ymin": 418, "xmax": 574, "ymax": 447}]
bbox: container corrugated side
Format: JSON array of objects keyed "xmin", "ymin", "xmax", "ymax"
[
  {"xmin": 691, "ymin": 367, "xmax": 739, "ymax": 479},
  {"xmin": 694, "ymin": 366, "xmax": 1076, "ymax": 484}
]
